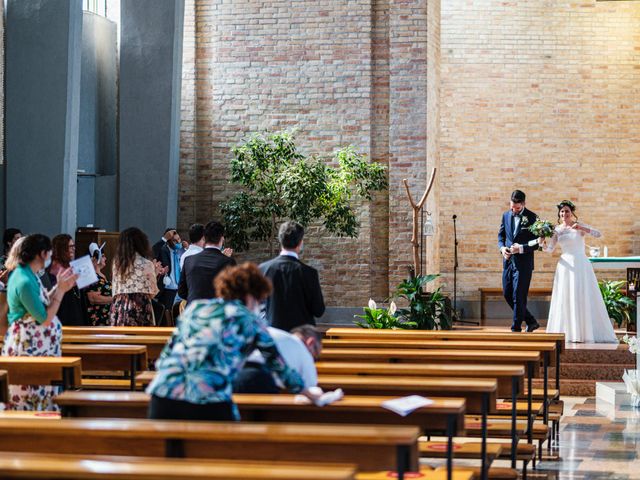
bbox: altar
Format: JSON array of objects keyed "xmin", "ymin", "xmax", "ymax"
[{"xmin": 589, "ymin": 256, "xmax": 640, "ymax": 270}]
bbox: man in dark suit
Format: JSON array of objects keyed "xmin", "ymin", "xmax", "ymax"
[
  {"xmin": 178, "ymin": 220, "xmax": 236, "ymax": 304},
  {"xmin": 498, "ymin": 190, "xmax": 540, "ymax": 332},
  {"xmin": 152, "ymin": 228, "xmax": 177, "ymax": 261},
  {"xmin": 259, "ymin": 221, "xmax": 325, "ymax": 332}
]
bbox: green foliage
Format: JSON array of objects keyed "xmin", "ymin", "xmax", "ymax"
[
  {"xmin": 395, "ymin": 274, "xmax": 453, "ymax": 330},
  {"xmin": 354, "ymin": 300, "xmax": 416, "ymax": 330},
  {"xmin": 221, "ymin": 130, "xmax": 388, "ymax": 252},
  {"xmin": 598, "ymin": 280, "xmax": 635, "ymax": 328}
]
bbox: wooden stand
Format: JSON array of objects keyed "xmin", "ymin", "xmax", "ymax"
[{"xmin": 403, "ymin": 168, "xmax": 436, "ymax": 276}]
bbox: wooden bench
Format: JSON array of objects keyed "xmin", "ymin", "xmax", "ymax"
[
  {"xmin": 325, "ymin": 328, "xmax": 565, "ymax": 392},
  {"xmin": 479, "ymin": 288, "xmax": 552, "ymax": 324},
  {"xmin": 62, "ymin": 344, "xmax": 147, "ymax": 391},
  {"xmin": 62, "ymin": 334, "xmax": 167, "ymax": 361},
  {"xmin": 55, "ymin": 390, "xmax": 465, "ymax": 480},
  {"xmin": 321, "ymin": 339, "xmax": 556, "ymax": 425},
  {"xmin": 63, "ymin": 326, "xmax": 174, "ymax": 336},
  {"xmin": 0, "ymin": 357, "xmax": 82, "ymax": 390},
  {"xmin": 0, "ymin": 417, "xmax": 419, "ymax": 476},
  {"xmin": 0, "ymin": 451, "xmax": 357, "ymax": 480}
]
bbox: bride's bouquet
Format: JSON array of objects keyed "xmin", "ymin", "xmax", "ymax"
[{"xmin": 527, "ymin": 218, "xmax": 555, "ymax": 249}]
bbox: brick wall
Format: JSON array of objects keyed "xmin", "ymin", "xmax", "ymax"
[
  {"xmin": 178, "ymin": 0, "xmax": 434, "ymax": 308},
  {"xmin": 439, "ymin": 0, "xmax": 640, "ymax": 311}
]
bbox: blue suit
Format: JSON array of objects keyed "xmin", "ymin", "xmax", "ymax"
[{"xmin": 498, "ymin": 208, "xmax": 538, "ymax": 331}]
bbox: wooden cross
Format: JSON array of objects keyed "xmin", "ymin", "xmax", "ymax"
[{"xmin": 403, "ymin": 168, "xmax": 437, "ymax": 275}]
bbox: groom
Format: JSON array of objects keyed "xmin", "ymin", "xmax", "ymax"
[{"xmin": 498, "ymin": 190, "xmax": 540, "ymax": 332}]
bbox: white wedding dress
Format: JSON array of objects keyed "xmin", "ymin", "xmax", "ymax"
[{"xmin": 544, "ymin": 225, "xmax": 618, "ymax": 343}]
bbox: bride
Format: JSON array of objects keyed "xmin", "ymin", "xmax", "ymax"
[{"xmin": 541, "ymin": 200, "xmax": 618, "ymax": 343}]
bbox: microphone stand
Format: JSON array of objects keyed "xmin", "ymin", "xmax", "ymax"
[{"xmin": 452, "ymin": 214, "xmax": 479, "ymax": 326}]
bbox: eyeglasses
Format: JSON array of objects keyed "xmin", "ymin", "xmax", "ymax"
[{"xmin": 68, "ymin": 243, "xmax": 76, "ymax": 250}]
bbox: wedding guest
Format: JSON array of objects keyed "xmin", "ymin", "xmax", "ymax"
[
  {"xmin": 47, "ymin": 234, "xmax": 85, "ymax": 326},
  {"xmin": 260, "ymin": 221, "xmax": 325, "ymax": 331},
  {"xmin": 0, "ymin": 228, "xmax": 22, "ymax": 272},
  {"xmin": 2, "ymin": 234, "xmax": 77, "ymax": 410},
  {"xmin": 110, "ymin": 228, "xmax": 159, "ymax": 326},
  {"xmin": 85, "ymin": 243, "xmax": 113, "ymax": 326},
  {"xmin": 156, "ymin": 231, "xmax": 184, "ymax": 326},
  {"xmin": 233, "ymin": 324, "xmax": 322, "ymax": 393},
  {"xmin": 0, "ymin": 237, "xmax": 26, "ymax": 335},
  {"xmin": 147, "ymin": 263, "xmax": 319, "ymax": 421},
  {"xmin": 178, "ymin": 220, "xmax": 235, "ymax": 304},
  {"xmin": 179, "ymin": 223, "xmax": 205, "ymax": 269}
]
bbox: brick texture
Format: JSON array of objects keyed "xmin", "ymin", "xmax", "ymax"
[
  {"xmin": 178, "ymin": 0, "xmax": 434, "ymax": 307},
  {"xmin": 439, "ymin": 0, "xmax": 640, "ymax": 306}
]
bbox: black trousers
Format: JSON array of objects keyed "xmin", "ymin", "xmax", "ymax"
[
  {"xmin": 502, "ymin": 261, "xmax": 536, "ymax": 331},
  {"xmin": 148, "ymin": 395, "xmax": 234, "ymax": 421},
  {"xmin": 232, "ymin": 363, "xmax": 279, "ymax": 394}
]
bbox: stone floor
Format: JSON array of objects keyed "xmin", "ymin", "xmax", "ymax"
[{"xmin": 535, "ymin": 396, "xmax": 640, "ymax": 479}]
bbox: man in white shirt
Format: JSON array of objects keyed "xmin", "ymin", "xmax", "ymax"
[
  {"xmin": 180, "ymin": 223, "xmax": 205, "ymax": 269},
  {"xmin": 233, "ymin": 325, "xmax": 322, "ymax": 393}
]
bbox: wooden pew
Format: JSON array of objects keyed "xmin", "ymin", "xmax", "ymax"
[
  {"xmin": 62, "ymin": 344, "xmax": 147, "ymax": 391},
  {"xmin": 55, "ymin": 390, "xmax": 465, "ymax": 480},
  {"xmin": 0, "ymin": 417, "xmax": 419, "ymax": 476},
  {"xmin": 325, "ymin": 328, "xmax": 565, "ymax": 391},
  {"xmin": 0, "ymin": 357, "xmax": 82, "ymax": 390},
  {"xmin": 322, "ymin": 338, "xmax": 557, "ymax": 424},
  {"xmin": 0, "ymin": 370, "xmax": 8, "ymax": 403},
  {"xmin": 64, "ymin": 326, "xmax": 174, "ymax": 337},
  {"xmin": 62, "ymin": 334, "xmax": 167, "ymax": 361},
  {"xmin": 0, "ymin": 451, "xmax": 357, "ymax": 480}
]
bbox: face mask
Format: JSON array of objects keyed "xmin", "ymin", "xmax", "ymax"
[
  {"xmin": 44, "ymin": 255, "xmax": 52, "ymax": 269},
  {"xmin": 163, "ymin": 275, "xmax": 172, "ymax": 287}
]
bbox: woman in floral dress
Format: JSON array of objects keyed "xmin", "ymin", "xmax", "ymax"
[
  {"xmin": 2, "ymin": 234, "xmax": 77, "ymax": 410},
  {"xmin": 147, "ymin": 263, "xmax": 321, "ymax": 421},
  {"xmin": 110, "ymin": 228, "xmax": 159, "ymax": 326},
  {"xmin": 85, "ymin": 243, "xmax": 112, "ymax": 326}
]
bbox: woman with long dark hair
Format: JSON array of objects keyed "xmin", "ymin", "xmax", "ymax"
[
  {"xmin": 46, "ymin": 234, "xmax": 84, "ymax": 326},
  {"xmin": 110, "ymin": 228, "xmax": 159, "ymax": 326},
  {"xmin": 2, "ymin": 234, "xmax": 77, "ymax": 410}
]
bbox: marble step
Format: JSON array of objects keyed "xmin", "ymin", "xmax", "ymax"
[{"xmin": 548, "ymin": 363, "xmax": 635, "ymax": 381}]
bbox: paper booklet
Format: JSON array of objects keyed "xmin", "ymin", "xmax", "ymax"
[
  {"xmin": 381, "ymin": 395, "xmax": 434, "ymax": 417},
  {"xmin": 69, "ymin": 254, "xmax": 99, "ymax": 290}
]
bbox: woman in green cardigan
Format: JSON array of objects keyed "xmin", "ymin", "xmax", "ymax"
[{"xmin": 2, "ymin": 234, "xmax": 77, "ymax": 410}]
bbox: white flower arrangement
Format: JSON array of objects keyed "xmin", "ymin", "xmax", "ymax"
[{"xmin": 623, "ymin": 334, "xmax": 638, "ymax": 354}]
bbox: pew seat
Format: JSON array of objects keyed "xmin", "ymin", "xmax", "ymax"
[
  {"xmin": 0, "ymin": 451, "xmax": 357, "ymax": 480},
  {"xmin": 0, "ymin": 417, "xmax": 420, "ymax": 474}
]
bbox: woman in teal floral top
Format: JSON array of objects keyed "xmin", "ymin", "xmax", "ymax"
[{"xmin": 147, "ymin": 262, "xmax": 318, "ymax": 421}]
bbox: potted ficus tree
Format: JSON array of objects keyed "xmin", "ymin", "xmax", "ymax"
[{"xmin": 221, "ymin": 130, "xmax": 388, "ymax": 255}]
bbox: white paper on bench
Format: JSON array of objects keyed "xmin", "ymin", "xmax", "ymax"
[
  {"xmin": 381, "ymin": 395, "xmax": 434, "ymax": 417},
  {"xmin": 70, "ymin": 254, "xmax": 99, "ymax": 289},
  {"xmin": 294, "ymin": 388, "xmax": 344, "ymax": 407}
]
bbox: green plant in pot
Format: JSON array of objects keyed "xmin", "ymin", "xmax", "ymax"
[
  {"xmin": 395, "ymin": 274, "xmax": 453, "ymax": 330},
  {"xmin": 354, "ymin": 299, "xmax": 416, "ymax": 329},
  {"xmin": 598, "ymin": 280, "xmax": 635, "ymax": 328}
]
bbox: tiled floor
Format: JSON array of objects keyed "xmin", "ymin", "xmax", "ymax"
[{"xmin": 536, "ymin": 397, "xmax": 640, "ymax": 479}]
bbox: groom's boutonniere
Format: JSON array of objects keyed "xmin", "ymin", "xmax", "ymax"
[{"xmin": 521, "ymin": 216, "xmax": 529, "ymax": 227}]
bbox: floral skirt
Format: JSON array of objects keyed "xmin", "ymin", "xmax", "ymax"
[
  {"xmin": 109, "ymin": 293, "xmax": 155, "ymax": 327},
  {"xmin": 1, "ymin": 316, "xmax": 62, "ymax": 411}
]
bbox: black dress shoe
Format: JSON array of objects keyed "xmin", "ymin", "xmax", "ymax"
[
  {"xmin": 525, "ymin": 322, "xmax": 540, "ymax": 332},
  {"xmin": 511, "ymin": 328, "xmax": 522, "ymax": 332}
]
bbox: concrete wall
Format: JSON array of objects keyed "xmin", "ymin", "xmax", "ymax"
[
  {"xmin": 78, "ymin": 11, "xmax": 117, "ymax": 230},
  {"xmin": 5, "ymin": 0, "xmax": 83, "ymax": 237},
  {"xmin": 118, "ymin": 0, "xmax": 184, "ymax": 237}
]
